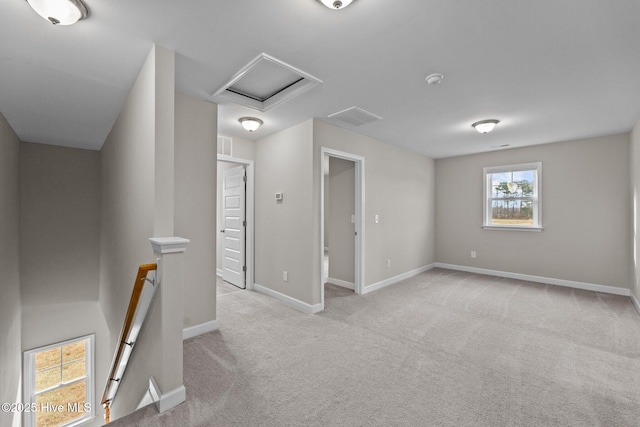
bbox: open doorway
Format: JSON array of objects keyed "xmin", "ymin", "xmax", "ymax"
[
  {"xmin": 217, "ymin": 155, "xmax": 254, "ymax": 291},
  {"xmin": 320, "ymin": 147, "xmax": 364, "ymax": 311}
]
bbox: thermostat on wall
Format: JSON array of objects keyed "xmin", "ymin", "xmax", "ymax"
[{"xmin": 275, "ymin": 192, "xmax": 283, "ymax": 201}]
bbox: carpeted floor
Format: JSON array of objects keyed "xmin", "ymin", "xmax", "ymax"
[{"xmin": 111, "ymin": 268, "xmax": 640, "ymax": 426}]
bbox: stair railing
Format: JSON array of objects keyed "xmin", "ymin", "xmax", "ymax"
[{"xmin": 101, "ymin": 263, "xmax": 158, "ymax": 423}]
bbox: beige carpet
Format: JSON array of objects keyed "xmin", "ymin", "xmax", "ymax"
[{"xmin": 111, "ymin": 268, "xmax": 640, "ymax": 426}]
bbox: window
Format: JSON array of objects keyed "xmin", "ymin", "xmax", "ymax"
[
  {"xmin": 483, "ymin": 162, "xmax": 542, "ymax": 230},
  {"xmin": 23, "ymin": 335, "xmax": 94, "ymax": 427}
]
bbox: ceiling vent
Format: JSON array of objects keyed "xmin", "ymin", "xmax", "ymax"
[
  {"xmin": 212, "ymin": 53, "xmax": 322, "ymax": 112},
  {"xmin": 327, "ymin": 106, "xmax": 382, "ymax": 127}
]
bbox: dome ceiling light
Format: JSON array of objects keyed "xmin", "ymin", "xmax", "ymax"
[
  {"xmin": 26, "ymin": 0, "xmax": 88, "ymax": 25},
  {"xmin": 425, "ymin": 73, "xmax": 445, "ymax": 85},
  {"xmin": 239, "ymin": 117, "xmax": 263, "ymax": 132},
  {"xmin": 317, "ymin": 0, "xmax": 355, "ymax": 10},
  {"xmin": 472, "ymin": 119, "xmax": 500, "ymax": 134}
]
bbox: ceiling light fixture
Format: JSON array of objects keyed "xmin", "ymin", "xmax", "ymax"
[
  {"xmin": 239, "ymin": 117, "xmax": 263, "ymax": 132},
  {"xmin": 317, "ymin": 0, "xmax": 355, "ymax": 10},
  {"xmin": 472, "ymin": 119, "xmax": 499, "ymax": 134},
  {"xmin": 425, "ymin": 73, "xmax": 445, "ymax": 85},
  {"xmin": 26, "ymin": 0, "xmax": 88, "ymax": 25}
]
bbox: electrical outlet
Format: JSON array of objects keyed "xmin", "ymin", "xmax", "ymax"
[
  {"xmin": 471, "ymin": 251, "xmax": 477, "ymax": 259},
  {"xmin": 386, "ymin": 259, "xmax": 391, "ymax": 268},
  {"xmin": 375, "ymin": 214, "xmax": 380, "ymax": 224},
  {"xmin": 283, "ymin": 271, "xmax": 288, "ymax": 281}
]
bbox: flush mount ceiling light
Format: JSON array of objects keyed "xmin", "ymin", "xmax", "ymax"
[
  {"xmin": 26, "ymin": 0, "xmax": 88, "ymax": 25},
  {"xmin": 472, "ymin": 119, "xmax": 500, "ymax": 134},
  {"xmin": 239, "ymin": 117, "xmax": 263, "ymax": 132},
  {"xmin": 425, "ymin": 73, "xmax": 445, "ymax": 85},
  {"xmin": 317, "ymin": 0, "xmax": 355, "ymax": 9}
]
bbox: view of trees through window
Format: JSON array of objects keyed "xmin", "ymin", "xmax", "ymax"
[{"xmin": 489, "ymin": 170, "xmax": 535, "ymax": 226}]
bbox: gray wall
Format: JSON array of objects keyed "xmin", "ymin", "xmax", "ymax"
[
  {"xmin": 313, "ymin": 120, "xmax": 436, "ymax": 302},
  {"xmin": 327, "ymin": 157, "xmax": 355, "ymax": 284},
  {"xmin": 0, "ymin": 113, "xmax": 21, "ymax": 427},
  {"xmin": 436, "ymin": 134, "xmax": 631, "ymax": 290},
  {"xmin": 99, "ymin": 45, "xmax": 173, "ymax": 419},
  {"xmin": 20, "ymin": 142, "xmax": 101, "ymax": 305},
  {"xmin": 255, "ymin": 120, "xmax": 315, "ymax": 303},
  {"xmin": 631, "ymin": 121, "xmax": 640, "ymax": 300},
  {"xmin": 175, "ymin": 92, "xmax": 217, "ymax": 327}
]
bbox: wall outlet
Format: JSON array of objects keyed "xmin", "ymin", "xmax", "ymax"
[
  {"xmin": 283, "ymin": 271, "xmax": 288, "ymax": 281},
  {"xmin": 386, "ymin": 259, "xmax": 391, "ymax": 268},
  {"xmin": 375, "ymin": 214, "xmax": 380, "ymax": 224},
  {"xmin": 471, "ymin": 251, "xmax": 477, "ymax": 259}
]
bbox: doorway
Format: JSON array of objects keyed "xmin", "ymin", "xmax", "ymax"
[
  {"xmin": 320, "ymin": 147, "xmax": 364, "ymax": 311},
  {"xmin": 217, "ymin": 155, "xmax": 254, "ymax": 290}
]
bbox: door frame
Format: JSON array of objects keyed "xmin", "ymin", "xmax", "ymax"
[
  {"xmin": 218, "ymin": 154, "xmax": 255, "ymax": 290},
  {"xmin": 320, "ymin": 147, "xmax": 365, "ymax": 310}
]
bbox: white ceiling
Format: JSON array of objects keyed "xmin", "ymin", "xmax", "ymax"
[{"xmin": 2, "ymin": 0, "xmax": 640, "ymax": 158}]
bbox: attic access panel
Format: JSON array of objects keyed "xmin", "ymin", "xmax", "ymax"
[{"xmin": 212, "ymin": 53, "xmax": 322, "ymax": 112}]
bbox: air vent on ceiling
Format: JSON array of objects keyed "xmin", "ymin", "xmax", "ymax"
[
  {"xmin": 212, "ymin": 53, "xmax": 322, "ymax": 112},
  {"xmin": 327, "ymin": 106, "xmax": 382, "ymax": 127}
]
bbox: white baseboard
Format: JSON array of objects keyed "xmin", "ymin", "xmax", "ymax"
[
  {"xmin": 327, "ymin": 277, "xmax": 355, "ymax": 290},
  {"xmin": 254, "ymin": 283, "xmax": 322, "ymax": 314},
  {"xmin": 631, "ymin": 293, "xmax": 640, "ymax": 315},
  {"xmin": 435, "ymin": 263, "xmax": 631, "ymax": 297},
  {"xmin": 183, "ymin": 319, "xmax": 219, "ymax": 340},
  {"xmin": 147, "ymin": 376, "xmax": 186, "ymax": 413},
  {"xmin": 362, "ymin": 264, "xmax": 436, "ymax": 294}
]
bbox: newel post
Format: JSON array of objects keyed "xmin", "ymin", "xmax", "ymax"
[{"xmin": 149, "ymin": 237, "xmax": 190, "ymax": 412}]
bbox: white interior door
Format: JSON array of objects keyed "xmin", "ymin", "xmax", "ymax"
[{"xmin": 222, "ymin": 165, "xmax": 246, "ymax": 288}]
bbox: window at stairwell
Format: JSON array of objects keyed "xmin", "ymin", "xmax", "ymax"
[
  {"xmin": 483, "ymin": 162, "xmax": 542, "ymax": 230},
  {"xmin": 23, "ymin": 335, "xmax": 94, "ymax": 427}
]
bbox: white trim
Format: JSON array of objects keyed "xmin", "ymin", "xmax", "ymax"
[
  {"xmin": 482, "ymin": 226, "xmax": 543, "ymax": 232},
  {"xmin": 326, "ymin": 277, "xmax": 355, "ymax": 290},
  {"xmin": 23, "ymin": 335, "xmax": 95, "ymax": 427},
  {"xmin": 435, "ymin": 263, "xmax": 631, "ymax": 296},
  {"xmin": 149, "ymin": 237, "xmax": 190, "ymax": 254},
  {"xmin": 211, "ymin": 53, "xmax": 322, "ymax": 112},
  {"xmin": 148, "ymin": 376, "xmax": 186, "ymax": 413},
  {"xmin": 483, "ymin": 161, "xmax": 542, "ymax": 230},
  {"xmin": 631, "ymin": 293, "xmax": 640, "ymax": 315},
  {"xmin": 254, "ymin": 283, "xmax": 322, "ymax": 314},
  {"xmin": 362, "ymin": 264, "xmax": 435, "ymax": 294},
  {"xmin": 320, "ymin": 147, "xmax": 365, "ymax": 312},
  {"xmin": 182, "ymin": 319, "xmax": 219, "ymax": 340},
  {"xmin": 218, "ymin": 155, "xmax": 255, "ymax": 291}
]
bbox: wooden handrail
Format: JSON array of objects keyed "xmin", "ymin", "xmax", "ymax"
[{"xmin": 101, "ymin": 263, "xmax": 157, "ymax": 423}]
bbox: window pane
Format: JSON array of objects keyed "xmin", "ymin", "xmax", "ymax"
[
  {"xmin": 35, "ymin": 348, "xmax": 60, "ymax": 371},
  {"xmin": 62, "ymin": 360, "xmax": 85, "ymax": 382},
  {"xmin": 490, "ymin": 171, "xmax": 535, "ymax": 198},
  {"xmin": 62, "ymin": 342, "xmax": 85, "ymax": 364},
  {"xmin": 491, "ymin": 199, "xmax": 534, "ymax": 225},
  {"xmin": 35, "ymin": 366, "xmax": 60, "ymax": 392},
  {"xmin": 35, "ymin": 381, "xmax": 86, "ymax": 427}
]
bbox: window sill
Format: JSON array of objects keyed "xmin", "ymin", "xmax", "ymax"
[{"xmin": 482, "ymin": 225, "xmax": 543, "ymax": 232}]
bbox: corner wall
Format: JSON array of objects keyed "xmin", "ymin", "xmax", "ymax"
[
  {"xmin": 99, "ymin": 45, "xmax": 174, "ymax": 419},
  {"xmin": 255, "ymin": 120, "xmax": 315, "ymax": 304},
  {"xmin": 0, "ymin": 113, "xmax": 22, "ymax": 427},
  {"xmin": 175, "ymin": 92, "xmax": 217, "ymax": 328},
  {"xmin": 313, "ymin": 120, "xmax": 436, "ymax": 302},
  {"xmin": 436, "ymin": 134, "xmax": 631, "ymax": 291},
  {"xmin": 630, "ymin": 121, "xmax": 640, "ymax": 305}
]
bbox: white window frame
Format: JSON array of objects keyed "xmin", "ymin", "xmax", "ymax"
[
  {"xmin": 23, "ymin": 334, "xmax": 95, "ymax": 427},
  {"xmin": 483, "ymin": 162, "xmax": 543, "ymax": 231}
]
